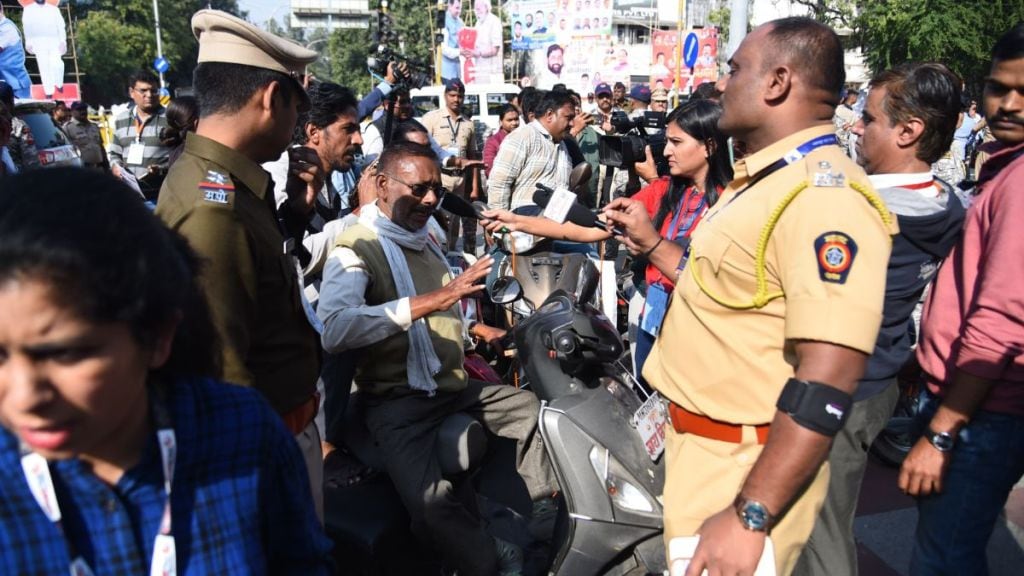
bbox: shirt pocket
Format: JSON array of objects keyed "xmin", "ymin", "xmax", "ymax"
[{"xmin": 685, "ymin": 227, "xmax": 764, "ymax": 310}]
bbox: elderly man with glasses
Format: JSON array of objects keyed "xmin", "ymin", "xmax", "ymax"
[{"xmin": 317, "ymin": 141, "xmax": 557, "ymax": 576}]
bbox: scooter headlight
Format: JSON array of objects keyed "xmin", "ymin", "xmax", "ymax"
[{"xmin": 588, "ymin": 446, "xmax": 657, "ymax": 514}]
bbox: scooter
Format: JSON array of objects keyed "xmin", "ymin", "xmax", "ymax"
[{"xmin": 490, "ymin": 274, "xmax": 667, "ymax": 575}]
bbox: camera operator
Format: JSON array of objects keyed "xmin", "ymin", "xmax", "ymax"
[
  {"xmin": 628, "ymin": 84, "xmax": 652, "ymax": 119},
  {"xmin": 361, "ymin": 89, "xmax": 477, "ymax": 176}
]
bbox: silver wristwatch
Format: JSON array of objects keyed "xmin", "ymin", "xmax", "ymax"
[
  {"xmin": 926, "ymin": 427, "xmax": 956, "ymax": 452},
  {"xmin": 733, "ymin": 495, "xmax": 775, "ymax": 533}
]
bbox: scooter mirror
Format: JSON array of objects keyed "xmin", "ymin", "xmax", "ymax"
[
  {"xmin": 489, "ymin": 276, "xmax": 524, "ymax": 305},
  {"xmin": 569, "ymin": 162, "xmax": 592, "ymax": 193}
]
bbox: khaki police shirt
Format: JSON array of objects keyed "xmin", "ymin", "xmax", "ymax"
[
  {"xmin": 644, "ymin": 125, "xmax": 895, "ymax": 425},
  {"xmin": 421, "ymin": 107, "xmax": 477, "ymax": 189},
  {"xmin": 63, "ymin": 120, "xmax": 105, "ymax": 165},
  {"xmin": 155, "ymin": 133, "xmax": 320, "ymax": 416}
]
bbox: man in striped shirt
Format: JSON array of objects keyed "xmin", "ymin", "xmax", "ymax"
[
  {"xmin": 487, "ymin": 89, "xmax": 574, "ymax": 212},
  {"xmin": 108, "ymin": 70, "xmax": 171, "ymax": 201}
]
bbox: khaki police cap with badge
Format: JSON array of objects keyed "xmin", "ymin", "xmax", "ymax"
[{"xmin": 192, "ymin": 9, "xmax": 318, "ymax": 100}]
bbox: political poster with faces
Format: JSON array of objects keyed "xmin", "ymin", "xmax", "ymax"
[{"xmin": 650, "ymin": 26, "xmax": 719, "ymax": 94}]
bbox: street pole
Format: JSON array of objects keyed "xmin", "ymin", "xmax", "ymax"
[
  {"xmin": 152, "ymin": 0, "xmax": 165, "ymax": 88},
  {"xmin": 673, "ymin": 0, "xmax": 686, "ymax": 109},
  {"xmin": 726, "ymin": 0, "xmax": 747, "ymax": 63}
]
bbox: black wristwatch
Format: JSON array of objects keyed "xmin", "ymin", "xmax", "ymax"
[
  {"xmin": 733, "ymin": 495, "xmax": 775, "ymax": 533},
  {"xmin": 926, "ymin": 427, "xmax": 956, "ymax": 452}
]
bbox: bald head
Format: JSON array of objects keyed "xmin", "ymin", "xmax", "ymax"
[{"xmin": 762, "ymin": 17, "xmax": 845, "ymax": 104}]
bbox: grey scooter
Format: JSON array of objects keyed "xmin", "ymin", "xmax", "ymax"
[{"xmin": 491, "ymin": 276, "xmax": 668, "ymax": 575}]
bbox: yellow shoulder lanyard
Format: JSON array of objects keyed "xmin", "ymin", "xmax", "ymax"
[{"xmin": 691, "ymin": 140, "xmax": 894, "ymax": 311}]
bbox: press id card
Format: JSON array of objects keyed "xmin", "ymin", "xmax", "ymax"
[
  {"xmin": 639, "ymin": 283, "xmax": 670, "ymax": 337},
  {"xmin": 127, "ymin": 142, "xmax": 146, "ymax": 166}
]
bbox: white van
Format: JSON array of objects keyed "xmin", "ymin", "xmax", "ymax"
[{"xmin": 410, "ymin": 83, "xmax": 520, "ymax": 141}]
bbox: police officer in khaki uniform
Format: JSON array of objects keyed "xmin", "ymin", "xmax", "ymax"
[
  {"xmin": 421, "ymin": 79, "xmax": 480, "ymax": 253},
  {"xmin": 155, "ymin": 10, "xmax": 327, "ymax": 519},
  {"xmin": 604, "ymin": 18, "xmax": 895, "ymax": 575}
]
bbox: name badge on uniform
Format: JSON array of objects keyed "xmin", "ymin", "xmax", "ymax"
[
  {"xmin": 812, "ymin": 161, "xmax": 845, "ymax": 188},
  {"xmin": 127, "ymin": 142, "xmax": 146, "ymax": 166},
  {"xmin": 640, "ymin": 283, "xmax": 671, "ymax": 337}
]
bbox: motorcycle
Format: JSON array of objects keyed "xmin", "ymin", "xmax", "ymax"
[{"xmin": 490, "ymin": 274, "xmax": 667, "ymax": 575}]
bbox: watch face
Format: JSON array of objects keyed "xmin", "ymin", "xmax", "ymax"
[
  {"xmin": 932, "ymin": 431, "xmax": 955, "ymax": 451},
  {"xmin": 741, "ymin": 502, "xmax": 769, "ymax": 531}
]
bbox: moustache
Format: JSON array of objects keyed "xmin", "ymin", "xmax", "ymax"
[{"xmin": 991, "ymin": 114, "xmax": 1024, "ymax": 127}]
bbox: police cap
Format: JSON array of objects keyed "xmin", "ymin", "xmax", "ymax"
[{"xmin": 192, "ymin": 10, "xmax": 318, "ymax": 94}]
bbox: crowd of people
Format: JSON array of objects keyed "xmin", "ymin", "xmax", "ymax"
[{"xmin": 0, "ymin": 8, "xmax": 1022, "ymax": 576}]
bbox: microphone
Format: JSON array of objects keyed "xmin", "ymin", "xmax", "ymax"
[
  {"xmin": 532, "ymin": 186, "xmax": 609, "ymax": 231},
  {"xmin": 440, "ymin": 192, "xmax": 484, "ymax": 219},
  {"xmin": 472, "ymin": 201, "xmax": 490, "ymax": 219}
]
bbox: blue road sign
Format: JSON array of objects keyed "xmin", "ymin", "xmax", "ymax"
[
  {"xmin": 683, "ymin": 32, "xmax": 699, "ymax": 69},
  {"xmin": 154, "ymin": 56, "xmax": 170, "ymax": 74}
]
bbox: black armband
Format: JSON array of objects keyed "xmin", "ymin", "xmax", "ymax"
[{"xmin": 776, "ymin": 378, "xmax": 852, "ymax": 437}]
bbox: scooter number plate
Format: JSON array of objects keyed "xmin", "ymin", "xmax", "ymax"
[{"xmin": 632, "ymin": 392, "xmax": 667, "ymax": 461}]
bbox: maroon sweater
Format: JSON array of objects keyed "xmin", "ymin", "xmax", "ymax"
[{"xmin": 917, "ymin": 140, "xmax": 1024, "ymax": 416}]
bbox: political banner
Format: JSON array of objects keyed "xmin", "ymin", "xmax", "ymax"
[
  {"xmin": 509, "ymin": 0, "xmax": 612, "ymax": 51},
  {"xmin": 650, "ymin": 26, "xmax": 718, "ymax": 93}
]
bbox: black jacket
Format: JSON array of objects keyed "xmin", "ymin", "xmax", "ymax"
[{"xmin": 858, "ymin": 178, "xmax": 966, "ymax": 400}]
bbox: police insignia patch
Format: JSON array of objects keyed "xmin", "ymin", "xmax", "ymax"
[
  {"xmin": 198, "ymin": 170, "xmax": 235, "ymax": 204},
  {"xmin": 814, "ymin": 231, "xmax": 857, "ymax": 284}
]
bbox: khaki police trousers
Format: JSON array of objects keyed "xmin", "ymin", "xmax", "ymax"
[{"xmin": 664, "ymin": 423, "xmax": 831, "ymax": 575}]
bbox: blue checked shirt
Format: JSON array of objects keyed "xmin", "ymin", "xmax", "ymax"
[{"xmin": 0, "ymin": 378, "xmax": 333, "ymax": 575}]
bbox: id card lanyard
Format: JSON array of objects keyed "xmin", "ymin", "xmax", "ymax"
[
  {"xmin": 709, "ymin": 134, "xmax": 839, "ymax": 220},
  {"xmin": 446, "ymin": 115, "xmax": 462, "ymax": 145},
  {"xmin": 654, "ymin": 187, "xmax": 707, "ymax": 285},
  {"xmin": 641, "ymin": 187, "xmax": 707, "ymax": 337},
  {"xmin": 20, "ymin": 385, "xmax": 178, "ymax": 576}
]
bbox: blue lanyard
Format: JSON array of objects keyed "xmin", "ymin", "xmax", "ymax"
[
  {"xmin": 720, "ymin": 133, "xmax": 838, "ymax": 211},
  {"xmin": 667, "ymin": 186, "xmax": 707, "ymax": 241}
]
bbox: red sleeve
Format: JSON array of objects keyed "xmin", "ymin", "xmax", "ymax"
[
  {"xmin": 957, "ymin": 160, "xmax": 1024, "ymax": 379},
  {"xmin": 483, "ymin": 134, "xmax": 499, "ymax": 177},
  {"xmin": 632, "ymin": 177, "xmax": 670, "ymax": 220}
]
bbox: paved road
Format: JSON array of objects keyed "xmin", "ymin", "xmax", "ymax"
[{"xmin": 854, "ymin": 457, "xmax": 1024, "ymax": 575}]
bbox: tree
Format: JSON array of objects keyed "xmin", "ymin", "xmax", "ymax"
[
  {"xmin": 791, "ymin": 0, "xmax": 857, "ymax": 30},
  {"xmin": 72, "ymin": 0, "xmax": 242, "ymax": 104},
  {"xmin": 323, "ymin": 0, "xmax": 437, "ymax": 97},
  {"xmin": 856, "ymin": 0, "xmax": 1024, "ymax": 96}
]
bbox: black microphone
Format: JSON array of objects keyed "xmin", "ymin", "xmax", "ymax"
[
  {"xmin": 532, "ymin": 186, "xmax": 609, "ymax": 231},
  {"xmin": 440, "ymin": 192, "xmax": 483, "ymax": 219},
  {"xmin": 471, "ymin": 201, "xmax": 490, "ymax": 219}
]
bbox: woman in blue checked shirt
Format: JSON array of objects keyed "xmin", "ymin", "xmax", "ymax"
[{"xmin": 0, "ymin": 168, "xmax": 332, "ymax": 575}]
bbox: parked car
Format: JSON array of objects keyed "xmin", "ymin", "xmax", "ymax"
[{"xmin": 14, "ymin": 100, "xmax": 81, "ymax": 168}]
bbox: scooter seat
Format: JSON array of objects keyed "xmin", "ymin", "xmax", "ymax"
[
  {"xmin": 344, "ymin": 392, "xmax": 488, "ymax": 478},
  {"xmin": 436, "ymin": 412, "xmax": 487, "ymax": 476}
]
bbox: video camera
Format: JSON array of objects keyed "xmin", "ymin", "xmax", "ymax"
[
  {"xmin": 597, "ymin": 110, "xmax": 667, "ymax": 174},
  {"xmin": 367, "ymin": 6, "xmax": 432, "ymax": 90},
  {"xmin": 367, "ymin": 46, "xmax": 432, "ymax": 90}
]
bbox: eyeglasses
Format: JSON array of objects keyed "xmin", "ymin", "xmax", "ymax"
[{"xmin": 380, "ymin": 172, "xmax": 448, "ymax": 201}]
